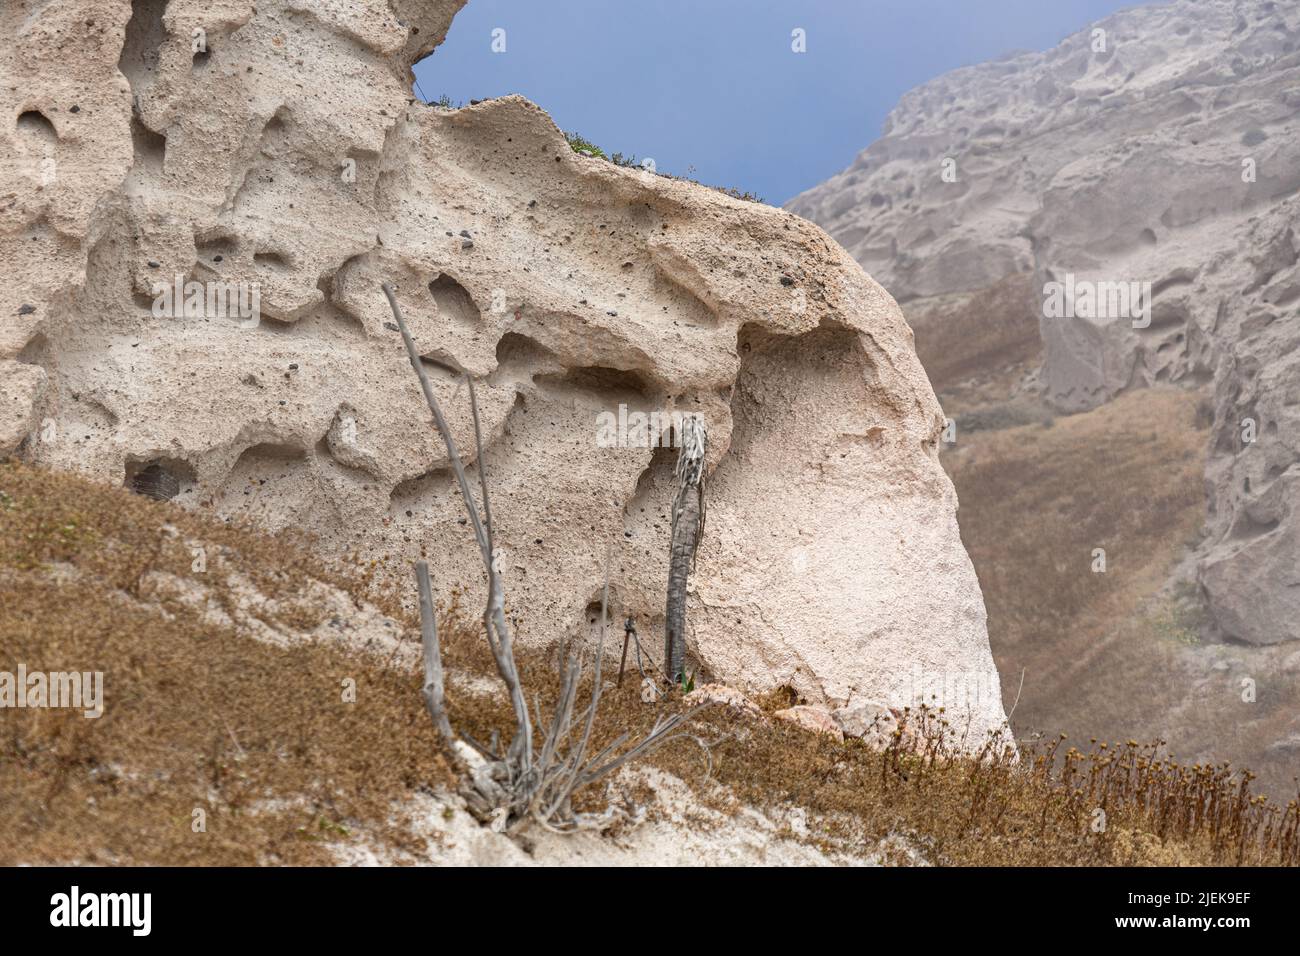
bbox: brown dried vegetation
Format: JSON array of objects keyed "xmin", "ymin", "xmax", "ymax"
[{"xmin": 2, "ymin": 460, "xmax": 1296, "ymax": 865}]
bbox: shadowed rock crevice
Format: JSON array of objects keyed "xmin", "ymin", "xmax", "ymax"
[
  {"xmin": 117, "ymin": 0, "xmax": 166, "ymax": 91},
  {"xmin": 127, "ymin": 116, "xmax": 167, "ymax": 175},
  {"xmin": 535, "ymin": 364, "xmax": 656, "ymax": 403},
  {"xmin": 427, "ymin": 273, "xmax": 481, "ymax": 327},
  {"xmin": 16, "ymin": 109, "xmax": 57, "ymax": 143},
  {"xmin": 125, "ymin": 456, "xmax": 196, "ymax": 501}
]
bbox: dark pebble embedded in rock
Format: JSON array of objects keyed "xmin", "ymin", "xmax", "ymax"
[
  {"xmin": 384, "ymin": 321, "xmax": 399, "ymax": 332},
  {"xmin": 779, "ymin": 276, "xmax": 794, "ymax": 286},
  {"xmin": 17, "ymin": 304, "xmax": 36, "ymax": 315}
]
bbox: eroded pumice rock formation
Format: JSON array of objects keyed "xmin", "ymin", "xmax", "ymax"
[
  {"xmin": 1, "ymin": 0, "xmax": 1007, "ymax": 738},
  {"xmin": 787, "ymin": 0, "xmax": 1300, "ymax": 649}
]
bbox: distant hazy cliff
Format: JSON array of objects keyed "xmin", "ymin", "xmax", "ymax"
[{"xmin": 788, "ymin": 0, "xmax": 1300, "ymax": 650}]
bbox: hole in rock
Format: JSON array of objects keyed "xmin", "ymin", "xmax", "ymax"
[
  {"xmin": 125, "ymin": 458, "xmax": 195, "ymax": 501},
  {"xmin": 428, "ymin": 273, "xmax": 481, "ymax": 326},
  {"xmin": 16, "ymin": 110, "xmax": 57, "ymax": 142},
  {"xmin": 196, "ymin": 233, "xmax": 238, "ymax": 263},
  {"xmin": 538, "ymin": 365, "xmax": 654, "ymax": 398},
  {"xmin": 254, "ymin": 250, "xmax": 292, "ymax": 271}
]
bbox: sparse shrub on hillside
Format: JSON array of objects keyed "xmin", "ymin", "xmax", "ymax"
[
  {"xmin": 564, "ymin": 131, "xmax": 607, "ymax": 160},
  {"xmin": 563, "ymin": 133, "xmax": 648, "ymax": 171},
  {"xmin": 712, "ymin": 185, "xmax": 765, "ymax": 203},
  {"xmin": 562, "ymin": 131, "xmax": 766, "ymax": 203},
  {"xmin": 381, "ymin": 282, "xmax": 708, "ymax": 834}
]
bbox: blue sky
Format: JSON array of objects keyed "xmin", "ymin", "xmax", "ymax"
[{"xmin": 414, "ymin": 0, "xmax": 1157, "ymax": 206}]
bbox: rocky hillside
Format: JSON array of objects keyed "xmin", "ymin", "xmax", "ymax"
[
  {"xmin": 1, "ymin": 0, "xmax": 1008, "ymax": 738},
  {"xmin": 788, "ymin": 0, "xmax": 1300, "ymax": 788},
  {"xmin": 5, "ymin": 459, "xmax": 1295, "ymax": 865}
]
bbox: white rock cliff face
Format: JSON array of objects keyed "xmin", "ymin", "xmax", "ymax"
[
  {"xmin": 1, "ymin": 0, "xmax": 1007, "ymax": 736},
  {"xmin": 787, "ymin": 0, "xmax": 1300, "ymax": 647}
]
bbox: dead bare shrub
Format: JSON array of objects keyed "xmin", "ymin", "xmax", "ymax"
[{"xmin": 381, "ymin": 282, "xmax": 710, "ymax": 834}]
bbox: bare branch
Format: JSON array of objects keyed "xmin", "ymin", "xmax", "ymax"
[
  {"xmin": 416, "ymin": 561, "xmax": 454, "ymax": 748},
  {"xmin": 381, "ymin": 281, "xmax": 532, "ymax": 768},
  {"xmin": 381, "ymin": 283, "xmax": 489, "ymax": 564}
]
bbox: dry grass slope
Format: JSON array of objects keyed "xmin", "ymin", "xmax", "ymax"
[
  {"xmin": 943, "ymin": 388, "xmax": 1208, "ymax": 744},
  {"xmin": 2, "ymin": 461, "xmax": 1297, "ymax": 865},
  {"xmin": 908, "ymin": 273, "xmax": 1041, "ymax": 396}
]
